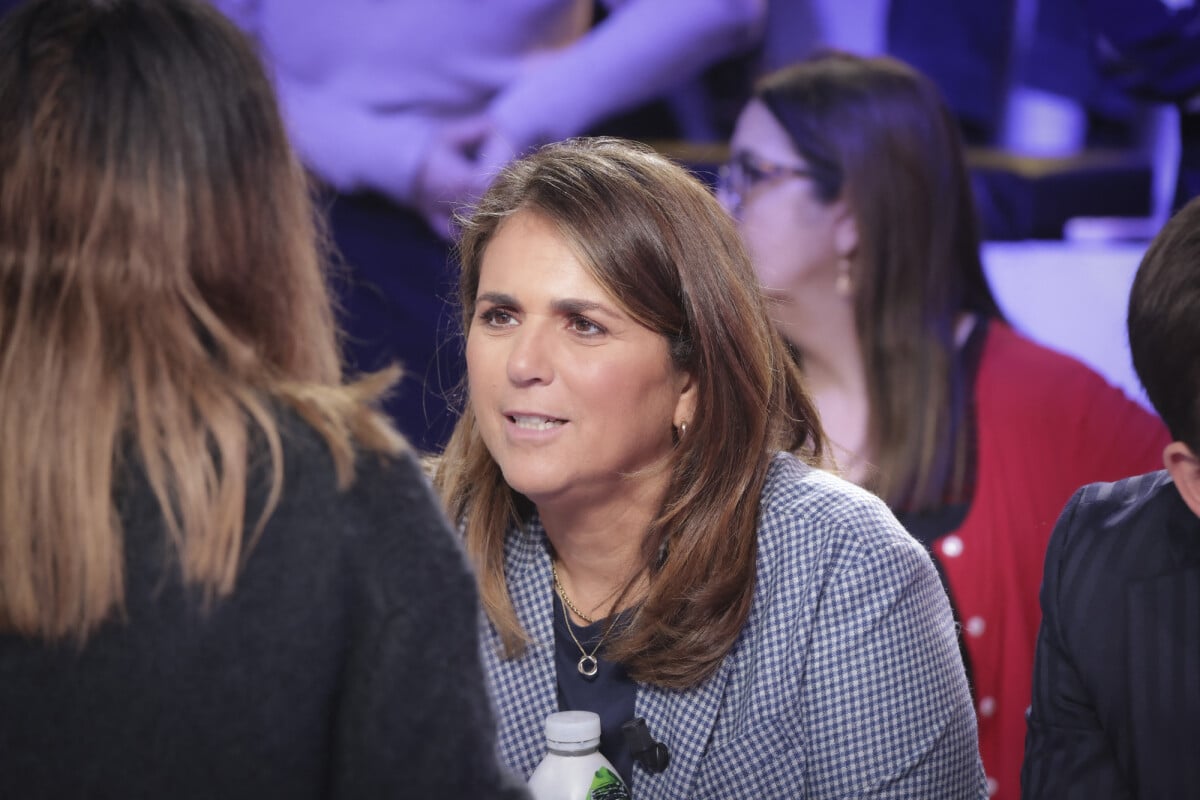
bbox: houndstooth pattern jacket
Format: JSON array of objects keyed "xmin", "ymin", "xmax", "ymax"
[{"xmin": 481, "ymin": 453, "xmax": 988, "ymax": 799}]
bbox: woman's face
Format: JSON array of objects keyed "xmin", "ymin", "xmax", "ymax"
[
  {"xmin": 726, "ymin": 99, "xmax": 856, "ymax": 299},
  {"xmin": 466, "ymin": 210, "xmax": 695, "ymax": 511}
]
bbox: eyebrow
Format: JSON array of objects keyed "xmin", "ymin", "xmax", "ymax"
[
  {"xmin": 551, "ymin": 297, "xmax": 617, "ymax": 317},
  {"xmin": 475, "ymin": 292, "xmax": 620, "ymax": 318},
  {"xmin": 475, "ymin": 291, "xmax": 517, "ymax": 308}
]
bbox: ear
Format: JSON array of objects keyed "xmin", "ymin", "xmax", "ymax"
[
  {"xmin": 1164, "ymin": 441, "xmax": 1200, "ymax": 519},
  {"xmin": 673, "ymin": 370, "xmax": 699, "ymax": 432},
  {"xmin": 833, "ymin": 200, "xmax": 859, "ymax": 261}
]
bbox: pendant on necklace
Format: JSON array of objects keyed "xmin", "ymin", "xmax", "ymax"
[{"xmin": 578, "ymin": 654, "xmax": 600, "ymax": 678}]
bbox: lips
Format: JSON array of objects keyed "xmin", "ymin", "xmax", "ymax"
[{"xmin": 507, "ymin": 413, "xmax": 567, "ymax": 431}]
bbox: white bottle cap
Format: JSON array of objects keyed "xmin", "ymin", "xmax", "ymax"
[{"xmin": 544, "ymin": 710, "xmax": 602, "ymax": 752}]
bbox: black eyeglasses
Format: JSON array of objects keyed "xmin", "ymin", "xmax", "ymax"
[{"xmin": 717, "ymin": 150, "xmax": 815, "ymax": 218}]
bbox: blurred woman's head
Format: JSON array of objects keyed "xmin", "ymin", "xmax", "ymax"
[
  {"xmin": 1, "ymin": 0, "xmax": 340, "ymax": 385},
  {"xmin": 0, "ymin": 0, "xmax": 397, "ymax": 641},
  {"xmin": 439, "ymin": 137, "xmax": 823, "ymax": 687},
  {"xmin": 726, "ymin": 52, "xmax": 1002, "ymax": 510},
  {"xmin": 731, "ymin": 51, "xmax": 993, "ymax": 321}
]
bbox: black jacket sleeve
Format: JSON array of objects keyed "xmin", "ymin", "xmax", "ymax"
[{"xmin": 1021, "ymin": 486, "xmax": 1133, "ymax": 800}]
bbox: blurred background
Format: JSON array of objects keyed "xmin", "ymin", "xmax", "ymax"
[{"xmin": 6, "ymin": 0, "xmax": 1190, "ymax": 417}]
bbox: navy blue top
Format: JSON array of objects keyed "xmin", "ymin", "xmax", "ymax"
[{"xmin": 553, "ymin": 593, "xmax": 636, "ymax": 789}]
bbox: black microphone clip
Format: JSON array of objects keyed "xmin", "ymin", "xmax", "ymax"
[{"xmin": 621, "ymin": 716, "xmax": 670, "ymax": 774}]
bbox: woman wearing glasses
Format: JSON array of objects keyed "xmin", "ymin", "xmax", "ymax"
[
  {"xmin": 721, "ymin": 51, "xmax": 1170, "ymax": 800},
  {"xmin": 435, "ymin": 137, "xmax": 986, "ymax": 798}
]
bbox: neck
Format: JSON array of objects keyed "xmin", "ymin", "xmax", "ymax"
[
  {"xmin": 539, "ymin": 476, "xmax": 663, "ymax": 621},
  {"xmin": 766, "ymin": 272, "xmax": 854, "ymax": 352},
  {"xmin": 776, "ymin": 303, "xmax": 872, "ymax": 483}
]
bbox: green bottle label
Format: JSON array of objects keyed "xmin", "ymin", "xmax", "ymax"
[{"xmin": 587, "ymin": 766, "xmax": 630, "ymax": 800}]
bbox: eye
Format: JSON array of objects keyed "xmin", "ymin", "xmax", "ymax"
[
  {"xmin": 740, "ymin": 153, "xmax": 770, "ymax": 185},
  {"xmin": 478, "ymin": 306, "xmax": 517, "ymax": 327},
  {"xmin": 568, "ymin": 315, "xmax": 605, "ymax": 336}
]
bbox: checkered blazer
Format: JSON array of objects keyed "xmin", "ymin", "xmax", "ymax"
[{"xmin": 481, "ymin": 453, "xmax": 987, "ymax": 799}]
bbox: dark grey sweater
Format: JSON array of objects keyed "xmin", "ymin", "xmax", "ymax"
[{"xmin": 0, "ymin": 414, "xmax": 528, "ymax": 799}]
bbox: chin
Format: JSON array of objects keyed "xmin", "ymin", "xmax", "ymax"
[{"xmin": 497, "ymin": 466, "xmax": 565, "ymax": 505}]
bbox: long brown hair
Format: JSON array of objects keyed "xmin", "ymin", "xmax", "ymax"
[
  {"xmin": 756, "ymin": 52, "xmax": 1005, "ymax": 512},
  {"xmin": 436, "ymin": 138, "xmax": 824, "ymax": 688},
  {"xmin": 0, "ymin": 0, "xmax": 403, "ymax": 642}
]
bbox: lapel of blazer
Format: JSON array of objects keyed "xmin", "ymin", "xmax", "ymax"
[
  {"xmin": 487, "ymin": 518, "xmax": 559, "ymax": 778},
  {"xmin": 632, "ymin": 458, "xmax": 789, "ymax": 800},
  {"xmin": 634, "ymin": 653, "xmax": 734, "ymax": 800},
  {"xmin": 1125, "ymin": 486, "xmax": 1200, "ymax": 795},
  {"xmin": 490, "ymin": 514, "xmax": 739, "ymax": 798}
]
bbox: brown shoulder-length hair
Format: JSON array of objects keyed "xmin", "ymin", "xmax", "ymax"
[
  {"xmin": 435, "ymin": 138, "xmax": 825, "ymax": 689},
  {"xmin": 0, "ymin": 0, "xmax": 403, "ymax": 642},
  {"xmin": 756, "ymin": 51, "xmax": 1005, "ymax": 512}
]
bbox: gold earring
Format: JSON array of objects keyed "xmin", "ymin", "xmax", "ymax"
[
  {"xmin": 678, "ymin": 422, "xmax": 688, "ymax": 438},
  {"xmin": 835, "ymin": 258, "xmax": 853, "ymax": 296}
]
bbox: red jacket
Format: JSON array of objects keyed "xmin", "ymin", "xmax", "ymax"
[{"xmin": 934, "ymin": 322, "xmax": 1169, "ymax": 800}]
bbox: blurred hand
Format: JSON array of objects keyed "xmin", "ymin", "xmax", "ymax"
[{"xmin": 413, "ymin": 116, "xmax": 493, "ymax": 240}]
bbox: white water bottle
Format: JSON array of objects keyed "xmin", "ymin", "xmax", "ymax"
[{"xmin": 527, "ymin": 711, "xmax": 630, "ymax": 800}]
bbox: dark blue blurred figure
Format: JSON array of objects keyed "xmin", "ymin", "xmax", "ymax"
[
  {"xmin": 889, "ymin": 0, "xmax": 1200, "ymax": 240},
  {"xmin": 887, "ymin": 0, "xmax": 1016, "ymax": 146},
  {"xmin": 1026, "ymin": 0, "xmax": 1200, "ymax": 210}
]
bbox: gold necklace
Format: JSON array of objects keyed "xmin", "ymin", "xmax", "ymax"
[
  {"xmin": 551, "ymin": 560, "xmax": 596, "ymax": 624},
  {"xmin": 552, "ymin": 565, "xmax": 612, "ymax": 678}
]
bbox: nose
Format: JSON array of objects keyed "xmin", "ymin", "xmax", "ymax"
[{"xmin": 506, "ymin": 322, "xmax": 554, "ymax": 386}]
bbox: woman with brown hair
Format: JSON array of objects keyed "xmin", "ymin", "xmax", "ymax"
[
  {"xmin": 722, "ymin": 51, "xmax": 1170, "ymax": 800},
  {"xmin": 435, "ymin": 136, "xmax": 985, "ymax": 797},
  {"xmin": 0, "ymin": 1, "xmax": 525, "ymax": 797}
]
